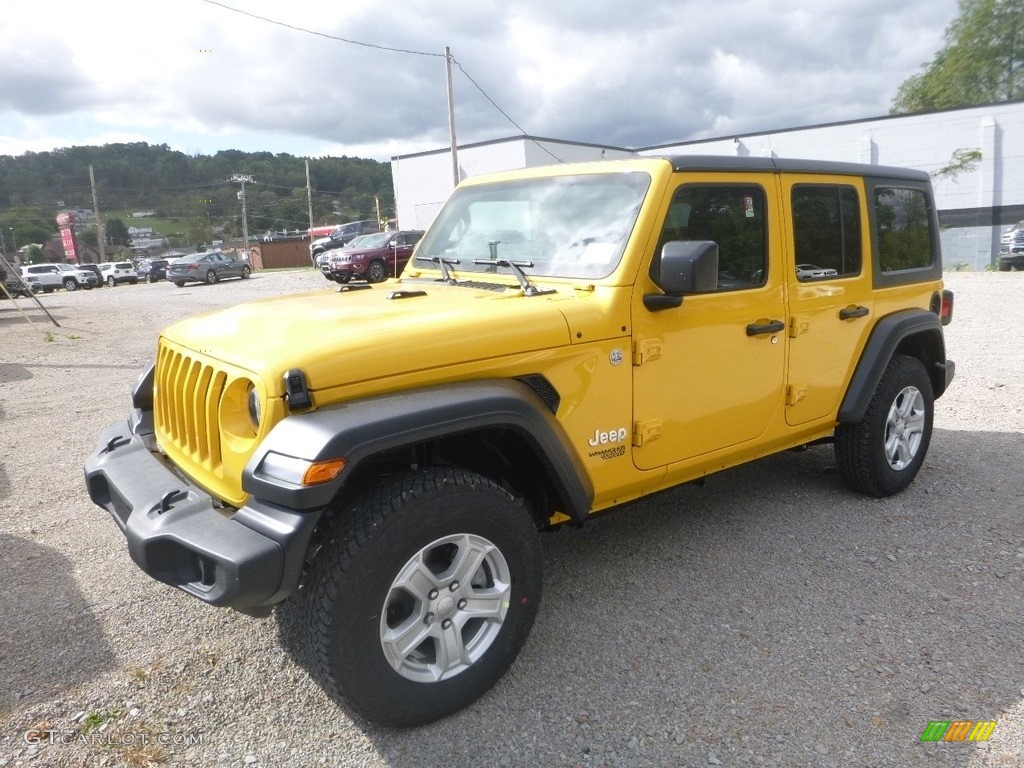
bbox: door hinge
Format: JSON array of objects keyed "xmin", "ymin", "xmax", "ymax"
[
  {"xmin": 786, "ymin": 384, "xmax": 807, "ymax": 406},
  {"xmin": 633, "ymin": 338, "xmax": 663, "ymax": 366},
  {"xmin": 633, "ymin": 419, "xmax": 663, "ymax": 447},
  {"xmin": 789, "ymin": 315, "xmax": 810, "ymax": 338}
]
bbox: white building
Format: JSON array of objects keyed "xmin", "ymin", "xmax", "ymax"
[
  {"xmin": 391, "ymin": 137, "xmax": 635, "ymax": 231},
  {"xmin": 391, "ymin": 101, "xmax": 1024, "ymax": 270}
]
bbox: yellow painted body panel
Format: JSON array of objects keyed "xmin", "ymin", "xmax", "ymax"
[{"xmin": 152, "ymin": 156, "xmax": 948, "ymax": 515}]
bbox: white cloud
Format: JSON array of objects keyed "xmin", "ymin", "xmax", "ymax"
[{"xmin": 0, "ymin": 0, "xmax": 963, "ymax": 158}]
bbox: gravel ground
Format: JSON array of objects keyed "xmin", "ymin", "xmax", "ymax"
[{"xmin": 0, "ymin": 270, "xmax": 1022, "ymax": 768}]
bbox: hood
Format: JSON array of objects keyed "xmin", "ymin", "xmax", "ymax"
[{"xmin": 161, "ymin": 281, "xmax": 575, "ymax": 397}]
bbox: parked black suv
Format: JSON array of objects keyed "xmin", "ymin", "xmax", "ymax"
[
  {"xmin": 77, "ymin": 264, "xmax": 104, "ymax": 286},
  {"xmin": 137, "ymin": 258, "xmax": 169, "ymax": 283}
]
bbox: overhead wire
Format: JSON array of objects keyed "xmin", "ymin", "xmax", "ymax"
[
  {"xmin": 199, "ymin": 0, "xmax": 444, "ymax": 58},
  {"xmin": 201, "ymin": 0, "xmax": 564, "ymax": 163}
]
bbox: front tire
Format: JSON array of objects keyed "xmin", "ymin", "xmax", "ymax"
[
  {"xmin": 835, "ymin": 354, "xmax": 934, "ymax": 497},
  {"xmin": 63, "ymin": 278, "xmax": 77, "ymax": 291},
  {"xmin": 294, "ymin": 468, "xmax": 542, "ymax": 727},
  {"xmin": 146, "ymin": 274, "xmax": 154, "ymax": 283},
  {"xmin": 366, "ymin": 260, "xmax": 387, "ymax": 283}
]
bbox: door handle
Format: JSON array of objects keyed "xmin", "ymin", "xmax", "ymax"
[
  {"xmin": 839, "ymin": 305, "xmax": 870, "ymax": 320},
  {"xmin": 746, "ymin": 319, "xmax": 785, "ymax": 336}
]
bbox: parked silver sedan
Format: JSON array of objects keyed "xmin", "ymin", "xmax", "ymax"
[{"xmin": 168, "ymin": 252, "xmax": 251, "ymax": 286}]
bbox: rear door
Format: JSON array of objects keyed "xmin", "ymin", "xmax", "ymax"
[{"xmin": 779, "ymin": 176, "xmax": 874, "ymax": 426}]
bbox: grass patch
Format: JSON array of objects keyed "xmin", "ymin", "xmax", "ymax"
[{"xmin": 82, "ymin": 707, "xmax": 125, "ymax": 732}]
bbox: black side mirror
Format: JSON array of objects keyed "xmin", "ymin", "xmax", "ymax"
[{"xmin": 644, "ymin": 241, "xmax": 719, "ymax": 311}]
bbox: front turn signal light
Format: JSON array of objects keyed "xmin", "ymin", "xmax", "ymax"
[
  {"xmin": 302, "ymin": 458, "xmax": 347, "ymax": 485},
  {"xmin": 258, "ymin": 452, "xmax": 347, "ymax": 486}
]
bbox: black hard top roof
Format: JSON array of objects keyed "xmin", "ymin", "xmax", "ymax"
[{"xmin": 666, "ymin": 154, "xmax": 931, "ymax": 182}]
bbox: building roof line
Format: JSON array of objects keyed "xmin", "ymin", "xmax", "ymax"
[{"xmin": 392, "ymin": 99, "xmax": 1024, "ymax": 162}]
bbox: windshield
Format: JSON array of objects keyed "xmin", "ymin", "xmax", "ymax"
[
  {"xmin": 345, "ymin": 235, "xmax": 373, "ymax": 249},
  {"xmin": 416, "ymin": 172, "xmax": 650, "ymax": 280},
  {"xmin": 353, "ymin": 232, "xmax": 392, "ymax": 249}
]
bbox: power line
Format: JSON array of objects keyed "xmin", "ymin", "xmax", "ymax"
[
  {"xmin": 200, "ymin": 0, "xmax": 563, "ymax": 163},
  {"xmin": 200, "ymin": 0, "xmax": 444, "ymax": 58},
  {"xmin": 449, "ymin": 55, "xmax": 564, "ymax": 164}
]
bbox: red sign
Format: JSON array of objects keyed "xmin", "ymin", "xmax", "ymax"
[{"xmin": 57, "ymin": 211, "xmax": 78, "ymax": 262}]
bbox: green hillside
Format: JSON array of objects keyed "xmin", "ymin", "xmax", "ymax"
[{"xmin": 0, "ymin": 143, "xmax": 394, "ymax": 248}]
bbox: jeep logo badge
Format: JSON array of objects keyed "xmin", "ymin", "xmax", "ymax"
[{"xmin": 589, "ymin": 427, "xmax": 628, "ymax": 447}]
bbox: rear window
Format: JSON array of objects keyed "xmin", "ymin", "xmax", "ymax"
[
  {"xmin": 115, "ymin": 262, "xmax": 132, "ymax": 269},
  {"xmin": 791, "ymin": 184, "xmax": 862, "ymax": 280}
]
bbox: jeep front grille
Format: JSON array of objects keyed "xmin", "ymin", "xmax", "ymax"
[{"xmin": 155, "ymin": 343, "xmax": 226, "ymax": 472}]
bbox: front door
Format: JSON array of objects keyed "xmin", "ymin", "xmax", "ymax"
[{"xmin": 632, "ymin": 174, "xmax": 787, "ymax": 471}]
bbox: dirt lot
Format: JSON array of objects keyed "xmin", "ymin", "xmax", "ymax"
[{"xmin": 1, "ymin": 270, "xmax": 1022, "ymax": 768}]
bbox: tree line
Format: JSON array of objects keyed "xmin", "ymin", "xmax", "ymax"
[
  {"xmin": 0, "ymin": 142, "xmax": 394, "ymax": 250},
  {"xmin": 892, "ymin": 0, "xmax": 1024, "ymax": 113}
]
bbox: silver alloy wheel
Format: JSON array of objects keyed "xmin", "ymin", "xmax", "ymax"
[
  {"xmin": 884, "ymin": 385, "xmax": 926, "ymax": 470},
  {"xmin": 380, "ymin": 533, "xmax": 511, "ymax": 684}
]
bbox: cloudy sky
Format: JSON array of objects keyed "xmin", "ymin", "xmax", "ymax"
[{"xmin": 0, "ymin": 0, "xmax": 960, "ymax": 161}]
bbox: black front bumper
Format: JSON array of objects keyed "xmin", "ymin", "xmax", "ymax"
[{"xmin": 84, "ymin": 411, "xmax": 323, "ymax": 613}]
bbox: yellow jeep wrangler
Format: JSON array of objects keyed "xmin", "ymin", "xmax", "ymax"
[{"xmin": 85, "ymin": 156, "xmax": 954, "ymax": 726}]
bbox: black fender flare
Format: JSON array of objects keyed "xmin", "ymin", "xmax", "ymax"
[
  {"xmin": 243, "ymin": 379, "xmax": 594, "ymax": 521},
  {"xmin": 838, "ymin": 309, "xmax": 954, "ymax": 423}
]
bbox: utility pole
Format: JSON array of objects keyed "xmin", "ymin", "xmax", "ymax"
[
  {"xmin": 230, "ymin": 174, "xmax": 253, "ymax": 259},
  {"xmin": 305, "ymin": 159, "xmax": 315, "ymax": 235},
  {"xmin": 89, "ymin": 164, "xmax": 106, "ymax": 263},
  {"xmin": 445, "ymin": 46, "xmax": 459, "ymax": 189}
]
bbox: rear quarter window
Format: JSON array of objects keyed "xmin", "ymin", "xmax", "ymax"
[{"xmin": 868, "ymin": 180, "xmax": 942, "ymax": 288}]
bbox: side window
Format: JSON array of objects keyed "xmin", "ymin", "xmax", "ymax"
[
  {"xmin": 875, "ymin": 187, "xmax": 934, "ymax": 271},
  {"xmin": 651, "ymin": 184, "xmax": 768, "ymax": 291},
  {"xmin": 791, "ymin": 184, "xmax": 862, "ymax": 280}
]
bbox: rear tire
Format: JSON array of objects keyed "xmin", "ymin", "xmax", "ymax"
[
  {"xmin": 835, "ymin": 354, "xmax": 934, "ymax": 497},
  {"xmin": 205, "ymin": 270, "xmax": 218, "ymax": 284},
  {"xmin": 241, "ymin": 265, "xmax": 251, "ymax": 279},
  {"xmin": 107, "ymin": 276, "xmax": 116, "ymax": 287},
  {"xmin": 174, "ymin": 282, "xmax": 185, "ymax": 287},
  {"xmin": 291, "ymin": 467, "xmax": 542, "ymax": 727}
]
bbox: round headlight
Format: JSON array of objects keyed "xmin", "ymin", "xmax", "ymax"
[{"xmin": 247, "ymin": 384, "xmax": 262, "ymax": 429}]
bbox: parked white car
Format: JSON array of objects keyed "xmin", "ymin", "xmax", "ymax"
[
  {"xmin": 99, "ymin": 261, "xmax": 138, "ymax": 287},
  {"xmin": 56, "ymin": 263, "xmax": 100, "ymax": 290},
  {"xmin": 20, "ymin": 264, "xmax": 62, "ymax": 293},
  {"xmin": 20, "ymin": 263, "xmax": 99, "ymax": 292}
]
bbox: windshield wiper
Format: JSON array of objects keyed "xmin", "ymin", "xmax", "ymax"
[
  {"xmin": 472, "ymin": 259, "xmax": 556, "ymax": 296},
  {"xmin": 415, "ymin": 254, "xmax": 460, "ymax": 283}
]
